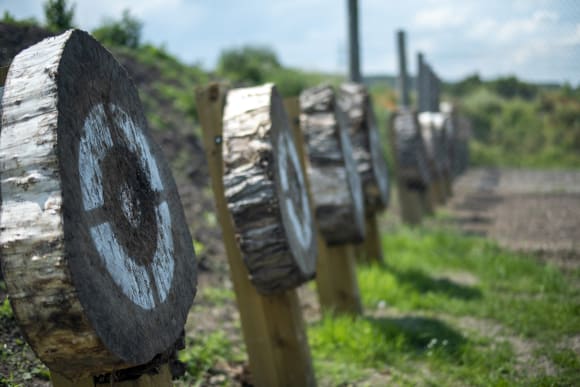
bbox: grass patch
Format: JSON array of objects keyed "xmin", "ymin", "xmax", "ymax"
[
  {"xmin": 309, "ymin": 225, "xmax": 580, "ymax": 385},
  {"xmin": 178, "ymin": 331, "xmax": 241, "ymax": 383}
]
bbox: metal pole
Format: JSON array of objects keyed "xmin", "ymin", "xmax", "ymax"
[
  {"xmin": 417, "ymin": 52, "xmax": 426, "ymax": 112},
  {"xmin": 397, "ymin": 30, "xmax": 410, "ymax": 107},
  {"xmin": 347, "ymin": 0, "xmax": 361, "ymax": 82}
]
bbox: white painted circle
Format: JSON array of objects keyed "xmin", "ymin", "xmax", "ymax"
[{"xmin": 79, "ymin": 103, "xmax": 175, "ymax": 310}]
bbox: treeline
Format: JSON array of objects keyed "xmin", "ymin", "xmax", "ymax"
[
  {"xmin": 4, "ymin": 0, "xmax": 579, "ymax": 169},
  {"xmin": 445, "ymin": 75, "xmax": 580, "ymax": 168}
]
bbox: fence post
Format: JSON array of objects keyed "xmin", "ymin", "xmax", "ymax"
[
  {"xmin": 397, "ymin": 30, "xmax": 410, "ymax": 108},
  {"xmin": 196, "ymin": 84, "xmax": 316, "ymax": 386}
]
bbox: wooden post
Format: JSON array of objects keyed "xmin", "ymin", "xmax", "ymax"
[
  {"xmin": 284, "ymin": 96, "xmax": 363, "ymax": 315},
  {"xmin": 323, "ymin": 245, "xmax": 363, "ymax": 315},
  {"xmin": 363, "ymin": 212, "xmax": 383, "ymax": 264},
  {"xmin": 339, "ymin": 84, "xmax": 390, "ymax": 265},
  {"xmin": 196, "ymin": 84, "xmax": 316, "ymax": 387},
  {"xmin": 397, "ymin": 184, "xmax": 424, "ymax": 225},
  {"xmin": 1, "ymin": 30, "xmax": 194, "ymax": 385}
]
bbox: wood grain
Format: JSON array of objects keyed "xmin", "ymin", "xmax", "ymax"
[
  {"xmin": 299, "ymin": 85, "xmax": 365, "ymax": 245},
  {"xmin": 222, "ymin": 84, "xmax": 317, "ymax": 294},
  {"xmin": 339, "ymin": 82, "xmax": 390, "ymax": 212},
  {"xmin": 0, "ymin": 30, "xmax": 196, "ymax": 379}
]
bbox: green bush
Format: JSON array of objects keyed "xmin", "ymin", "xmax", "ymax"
[
  {"xmin": 92, "ymin": 9, "xmax": 142, "ymax": 49},
  {"xmin": 43, "ymin": 0, "xmax": 75, "ymax": 32}
]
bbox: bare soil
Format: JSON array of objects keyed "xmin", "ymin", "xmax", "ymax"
[{"xmin": 446, "ymin": 168, "xmax": 580, "ymax": 268}]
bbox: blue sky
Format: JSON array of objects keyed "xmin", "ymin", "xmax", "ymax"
[{"xmin": 3, "ymin": 0, "xmax": 579, "ymax": 84}]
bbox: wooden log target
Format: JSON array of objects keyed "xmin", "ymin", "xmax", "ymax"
[
  {"xmin": 299, "ymin": 85, "xmax": 365, "ymax": 245},
  {"xmin": 222, "ymin": 84, "xmax": 317, "ymax": 295},
  {"xmin": 390, "ymin": 108, "xmax": 431, "ymax": 188},
  {"xmin": 0, "ymin": 30, "xmax": 197, "ymax": 379},
  {"xmin": 418, "ymin": 112, "xmax": 447, "ymax": 178},
  {"xmin": 339, "ymin": 82, "xmax": 390, "ymax": 212}
]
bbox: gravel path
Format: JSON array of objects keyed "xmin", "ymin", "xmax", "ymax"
[{"xmin": 448, "ymin": 168, "xmax": 580, "ymax": 267}]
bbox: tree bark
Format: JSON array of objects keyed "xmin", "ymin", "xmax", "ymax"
[
  {"xmin": 390, "ymin": 108, "xmax": 431, "ymax": 188},
  {"xmin": 339, "ymin": 82, "xmax": 390, "ymax": 212},
  {"xmin": 299, "ymin": 85, "xmax": 366, "ymax": 245},
  {"xmin": 0, "ymin": 30, "xmax": 196, "ymax": 379},
  {"xmin": 222, "ymin": 84, "xmax": 317, "ymax": 294}
]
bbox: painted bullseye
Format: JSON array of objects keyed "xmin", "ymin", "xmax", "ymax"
[{"xmin": 79, "ymin": 102, "xmax": 175, "ymax": 310}]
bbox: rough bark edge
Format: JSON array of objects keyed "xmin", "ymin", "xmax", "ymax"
[{"xmin": 222, "ymin": 83, "xmax": 316, "ymax": 294}]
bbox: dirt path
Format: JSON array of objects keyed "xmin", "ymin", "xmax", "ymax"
[{"xmin": 446, "ymin": 168, "xmax": 580, "ymax": 268}]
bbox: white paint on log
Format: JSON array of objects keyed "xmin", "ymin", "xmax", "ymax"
[
  {"xmin": 79, "ymin": 102, "xmax": 174, "ymax": 309},
  {"xmin": 1, "ymin": 30, "xmax": 196, "ymax": 378}
]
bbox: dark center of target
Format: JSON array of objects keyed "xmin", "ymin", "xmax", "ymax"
[{"xmin": 101, "ymin": 145, "xmax": 158, "ymax": 266}]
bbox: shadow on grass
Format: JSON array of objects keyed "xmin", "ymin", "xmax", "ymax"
[
  {"xmin": 385, "ymin": 264, "xmax": 482, "ymax": 301},
  {"xmin": 367, "ymin": 315, "xmax": 467, "ymax": 358}
]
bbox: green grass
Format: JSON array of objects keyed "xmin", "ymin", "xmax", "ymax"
[
  {"xmin": 308, "ymin": 225, "xmax": 580, "ymax": 385},
  {"xmin": 178, "ymin": 331, "xmax": 241, "ymax": 384}
]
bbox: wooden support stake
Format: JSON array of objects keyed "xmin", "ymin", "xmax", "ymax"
[
  {"xmin": 398, "ymin": 184, "xmax": 424, "ymax": 225},
  {"xmin": 197, "ymin": 85, "xmax": 316, "ymax": 387},
  {"xmin": 284, "ymin": 96, "xmax": 363, "ymax": 316},
  {"xmin": 363, "ymin": 212, "xmax": 383, "ymax": 264},
  {"xmin": 323, "ymin": 245, "xmax": 363, "ymax": 315}
]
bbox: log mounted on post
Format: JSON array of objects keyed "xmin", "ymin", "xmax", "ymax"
[
  {"xmin": 0, "ymin": 30, "xmax": 197, "ymax": 381},
  {"xmin": 339, "ymin": 83, "xmax": 390, "ymax": 213},
  {"xmin": 339, "ymin": 82, "xmax": 390, "ymax": 264},
  {"xmin": 418, "ymin": 112, "xmax": 447, "ymax": 204},
  {"xmin": 222, "ymin": 83, "xmax": 317, "ymax": 295},
  {"xmin": 299, "ymin": 85, "xmax": 364, "ymax": 314},
  {"xmin": 389, "ymin": 109, "xmax": 433, "ymax": 224},
  {"xmin": 299, "ymin": 84, "xmax": 365, "ymax": 245},
  {"xmin": 197, "ymin": 84, "xmax": 316, "ymax": 387}
]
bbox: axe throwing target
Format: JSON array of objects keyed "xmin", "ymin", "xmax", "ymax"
[{"xmin": 0, "ymin": 30, "xmax": 196, "ymax": 378}]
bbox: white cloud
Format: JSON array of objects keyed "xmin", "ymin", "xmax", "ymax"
[{"xmin": 413, "ymin": 6, "xmax": 469, "ymax": 29}]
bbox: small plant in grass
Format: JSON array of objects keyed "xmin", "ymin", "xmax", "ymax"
[
  {"xmin": 0, "ymin": 297, "xmax": 13, "ymax": 320},
  {"xmin": 179, "ymin": 331, "xmax": 237, "ymax": 382}
]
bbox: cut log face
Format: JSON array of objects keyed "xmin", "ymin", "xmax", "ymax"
[
  {"xmin": 391, "ymin": 108, "xmax": 431, "ymax": 188},
  {"xmin": 339, "ymin": 83, "xmax": 390, "ymax": 212},
  {"xmin": 300, "ymin": 85, "xmax": 365, "ymax": 245},
  {"xmin": 222, "ymin": 84, "xmax": 317, "ymax": 294},
  {"xmin": 417, "ymin": 112, "xmax": 443, "ymax": 179},
  {"xmin": 0, "ymin": 30, "xmax": 197, "ymax": 379}
]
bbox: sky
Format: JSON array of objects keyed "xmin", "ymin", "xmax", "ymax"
[{"xmin": 2, "ymin": 0, "xmax": 579, "ymax": 85}]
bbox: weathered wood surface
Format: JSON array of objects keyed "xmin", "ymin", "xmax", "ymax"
[
  {"xmin": 198, "ymin": 85, "xmax": 316, "ymax": 387},
  {"xmin": 390, "ymin": 108, "xmax": 431, "ymax": 188},
  {"xmin": 323, "ymin": 244, "xmax": 363, "ymax": 315},
  {"xmin": 339, "ymin": 82, "xmax": 390, "ymax": 212},
  {"xmin": 285, "ymin": 96, "xmax": 363, "ymax": 315},
  {"xmin": 441, "ymin": 102, "xmax": 470, "ymax": 177},
  {"xmin": 299, "ymin": 85, "xmax": 365, "ymax": 245},
  {"xmin": 0, "ymin": 30, "xmax": 197, "ymax": 379},
  {"xmin": 222, "ymin": 84, "xmax": 317, "ymax": 294}
]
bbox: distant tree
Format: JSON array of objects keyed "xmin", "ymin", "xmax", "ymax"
[
  {"xmin": 447, "ymin": 73, "xmax": 482, "ymax": 96},
  {"xmin": 217, "ymin": 46, "xmax": 281, "ymax": 84},
  {"xmin": 44, "ymin": 0, "xmax": 75, "ymax": 31},
  {"xmin": 92, "ymin": 9, "xmax": 142, "ymax": 49},
  {"xmin": 489, "ymin": 76, "xmax": 538, "ymax": 100},
  {"xmin": 2, "ymin": 10, "xmax": 39, "ymax": 26}
]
